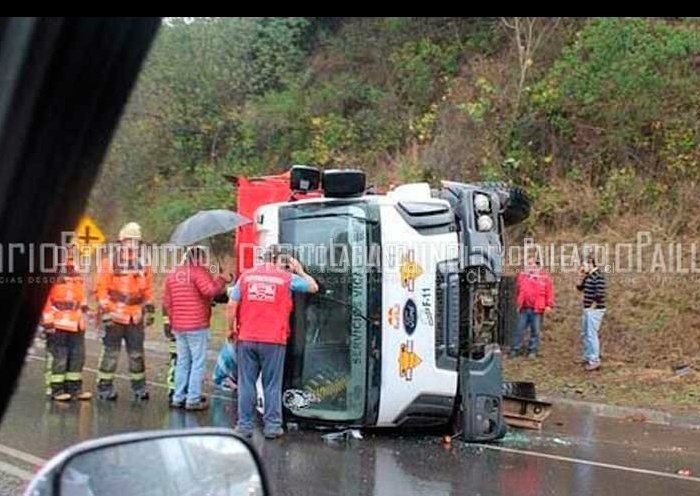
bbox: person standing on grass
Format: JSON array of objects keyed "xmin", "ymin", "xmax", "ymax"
[
  {"xmin": 510, "ymin": 255, "xmax": 554, "ymax": 359},
  {"xmin": 576, "ymin": 254, "xmax": 607, "ymax": 371}
]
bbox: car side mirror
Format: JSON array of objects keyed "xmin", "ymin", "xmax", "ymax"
[{"xmin": 24, "ymin": 428, "xmax": 269, "ymax": 496}]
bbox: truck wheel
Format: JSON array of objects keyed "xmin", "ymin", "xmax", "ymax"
[{"xmin": 502, "ymin": 186, "xmax": 530, "ymax": 227}]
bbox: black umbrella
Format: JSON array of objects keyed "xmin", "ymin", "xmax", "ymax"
[{"xmin": 169, "ymin": 209, "xmax": 251, "ymax": 246}]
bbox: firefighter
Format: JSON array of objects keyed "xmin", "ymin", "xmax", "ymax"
[
  {"xmin": 95, "ymin": 222, "xmax": 154, "ymax": 401},
  {"xmin": 40, "ymin": 245, "xmax": 92, "ymax": 401}
]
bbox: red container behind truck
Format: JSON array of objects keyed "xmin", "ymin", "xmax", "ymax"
[{"xmin": 231, "ymin": 169, "xmax": 322, "ymax": 277}]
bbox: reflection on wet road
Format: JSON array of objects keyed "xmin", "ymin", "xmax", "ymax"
[{"xmin": 1, "ymin": 356, "xmax": 700, "ymax": 495}]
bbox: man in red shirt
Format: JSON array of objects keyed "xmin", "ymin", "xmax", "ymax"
[
  {"xmin": 163, "ymin": 246, "xmax": 232, "ymax": 410},
  {"xmin": 510, "ymin": 255, "xmax": 554, "ymax": 358},
  {"xmin": 228, "ymin": 245, "xmax": 318, "ymax": 439}
]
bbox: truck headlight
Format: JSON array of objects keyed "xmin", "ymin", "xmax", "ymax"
[
  {"xmin": 477, "ymin": 214, "xmax": 494, "ymax": 231},
  {"xmin": 474, "ymin": 193, "xmax": 490, "ymax": 212}
]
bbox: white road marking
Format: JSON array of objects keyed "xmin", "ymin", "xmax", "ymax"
[
  {"xmin": 0, "ymin": 459, "xmax": 34, "ymax": 481},
  {"xmin": 478, "ymin": 443, "xmax": 700, "ymax": 483},
  {"xmin": 0, "ymin": 444, "xmax": 45, "ymax": 466},
  {"xmin": 0, "ymin": 443, "xmax": 46, "ymax": 482}
]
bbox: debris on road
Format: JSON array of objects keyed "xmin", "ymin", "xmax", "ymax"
[{"xmin": 321, "ymin": 429, "xmax": 363, "ymax": 443}]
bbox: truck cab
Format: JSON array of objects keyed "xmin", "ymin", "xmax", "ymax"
[{"xmin": 233, "ymin": 167, "xmax": 529, "ymax": 440}]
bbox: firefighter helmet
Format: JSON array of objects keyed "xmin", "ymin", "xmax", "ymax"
[{"xmin": 118, "ymin": 222, "xmax": 142, "ymax": 241}]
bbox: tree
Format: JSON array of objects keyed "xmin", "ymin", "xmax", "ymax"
[{"xmin": 501, "ymin": 17, "xmax": 561, "ymax": 118}]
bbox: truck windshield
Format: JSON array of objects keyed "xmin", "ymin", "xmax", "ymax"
[{"xmin": 279, "ymin": 201, "xmax": 379, "ymax": 422}]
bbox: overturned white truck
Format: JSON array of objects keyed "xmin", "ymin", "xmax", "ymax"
[{"xmin": 241, "ymin": 166, "xmax": 530, "ymax": 441}]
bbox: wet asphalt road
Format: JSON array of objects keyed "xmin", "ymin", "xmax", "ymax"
[{"xmin": 1, "ymin": 342, "xmax": 700, "ymax": 495}]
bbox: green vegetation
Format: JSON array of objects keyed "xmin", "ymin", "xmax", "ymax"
[{"xmin": 93, "ymin": 17, "xmax": 700, "ymax": 410}]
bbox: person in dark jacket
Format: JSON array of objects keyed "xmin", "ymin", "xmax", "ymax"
[
  {"xmin": 576, "ymin": 254, "xmax": 607, "ymax": 371},
  {"xmin": 163, "ymin": 246, "xmax": 232, "ymax": 410}
]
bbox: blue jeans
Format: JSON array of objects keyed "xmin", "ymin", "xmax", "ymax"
[
  {"xmin": 236, "ymin": 341, "xmax": 286, "ymax": 435},
  {"xmin": 511, "ymin": 308, "xmax": 542, "ymax": 354},
  {"xmin": 173, "ymin": 329, "xmax": 209, "ymax": 406},
  {"xmin": 582, "ymin": 308, "xmax": 605, "ymax": 365}
]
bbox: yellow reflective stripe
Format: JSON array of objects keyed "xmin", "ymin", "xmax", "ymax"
[
  {"xmin": 44, "ymin": 354, "xmax": 53, "ymax": 388},
  {"xmin": 65, "ymin": 372, "xmax": 82, "ymax": 381},
  {"xmin": 50, "ymin": 374, "xmax": 65, "ymax": 384},
  {"xmin": 129, "ymin": 372, "xmax": 145, "ymax": 381}
]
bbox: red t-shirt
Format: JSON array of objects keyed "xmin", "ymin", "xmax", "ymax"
[{"xmin": 236, "ymin": 264, "xmax": 293, "ymax": 344}]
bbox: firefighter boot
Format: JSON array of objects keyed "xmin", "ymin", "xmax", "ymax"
[
  {"xmin": 132, "ymin": 381, "xmax": 150, "ymax": 401},
  {"xmin": 51, "ymin": 384, "xmax": 71, "ymax": 402},
  {"xmin": 67, "ymin": 380, "xmax": 93, "ymax": 401},
  {"xmin": 76, "ymin": 390, "xmax": 93, "ymax": 401},
  {"xmin": 133, "ymin": 389, "xmax": 150, "ymax": 401},
  {"xmin": 96, "ymin": 380, "xmax": 118, "ymax": 400}
]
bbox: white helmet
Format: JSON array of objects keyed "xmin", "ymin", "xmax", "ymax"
[{"xmin": 118, "ymin": 222, "xmax": 142, "ymax": 241}]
